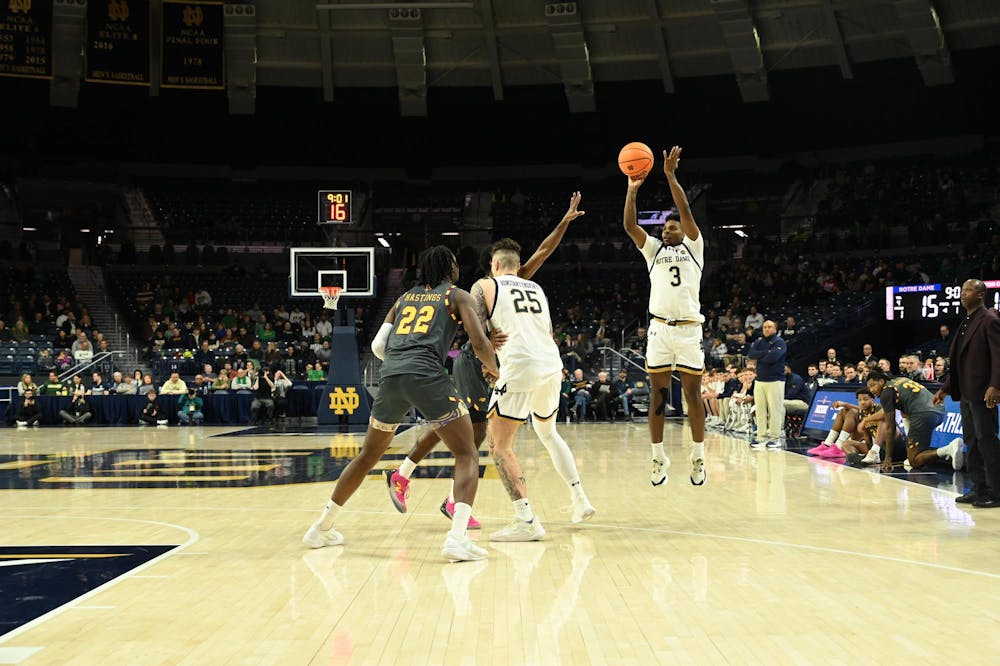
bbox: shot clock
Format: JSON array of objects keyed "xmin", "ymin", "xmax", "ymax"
[{"xmin": 318, "ymin": 190, "xmax": 352, "ymax": 225}]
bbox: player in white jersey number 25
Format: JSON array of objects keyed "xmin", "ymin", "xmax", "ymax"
[
  {"xmin": 472, "ymin": 239, "xmax": 596, "ymax": 542},
  {"xmin": 623, "ymin": 146, "xmax": 707, "ymax": 489}
]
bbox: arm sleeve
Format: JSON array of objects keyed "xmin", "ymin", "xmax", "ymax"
[{"xmin": 371, "ymin": 322, "xmax": 393, "ymax": 361}]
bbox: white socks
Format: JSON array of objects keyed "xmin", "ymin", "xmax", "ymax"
[
  {"xmin": 824, "ymin": 430, "xmax": 839, "ymax": 445},
  {"xmin": 513, "ymin": 498, "xmax": 534, "ymax": 522},
  {"xmin": 449, "ymin": 502, "xmax": 472, "ymax": 537},
  {"xmin": 398, "ymin": 457, "xmax": 417, "ymax": 480},
  {"xmin": 448, "ymin": 480, "xmax": 455, "ymax": 504},
  {"xmin": 835, "ymin": 431, "xmax": 850, "ymax": 446},
  {"xmin": 319, "ymin": 499, "xmax": 341, "ymax": 530},
  {"xmin": 651, "ymin": 442, "xmax": 666, "ymax": 461},
  {"xmin": 936, "ymin": 445, "xmax": 950, "ymax": 459},
  {"xmin": 691, "ymin": 441, "xmax": 704, "ymax": 461}
]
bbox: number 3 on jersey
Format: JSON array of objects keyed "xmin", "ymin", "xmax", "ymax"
[
  {"xmin": 396, "ymin": 305, "xmax": 435, "ymax": 335},
  {"xmin": 668, "ymin": 266, "xmax": 681, "ymax": 286}
]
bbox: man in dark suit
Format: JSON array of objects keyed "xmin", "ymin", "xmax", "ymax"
[{"xmin": 934, "ymin": 279, "xmax": 1000, "ymax": 508}]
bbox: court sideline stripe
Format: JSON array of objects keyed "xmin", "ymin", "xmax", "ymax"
[{"xmin": 0, "ymin": 516, "xmax": 200, "ymax": 646}]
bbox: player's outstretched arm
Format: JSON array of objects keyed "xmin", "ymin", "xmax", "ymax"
[
  {"xmin": 453, "ymin": 289, "xmax": 499, "ymax": 377},
  {"xmin": 623, "ymin": 176, "xmax": 648, "ymax": 250},
  {"xmin": 663, "ymin": 146, "xmax": 700, "ymax": 242},
  {"xmin": 519, "ymin": 191, "xmax": 586, "ymax": 280}
]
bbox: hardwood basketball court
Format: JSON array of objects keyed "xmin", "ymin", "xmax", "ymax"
[{"xmin": 2, "ymin": 421, "xmax": 998, "ymax": 664}]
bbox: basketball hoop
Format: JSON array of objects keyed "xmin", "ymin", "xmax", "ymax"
[{"xmin": 319, "ymin": 286, "xmax": 342, "ymax": 310}]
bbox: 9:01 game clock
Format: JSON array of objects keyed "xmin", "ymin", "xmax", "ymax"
[
  {"xmin": 885, "ymin": 280, "xmax": 1000, "ymax": 320},
  {"xmin": 318, "ymin": 190, "xmax": 352, "ymax": 225}
]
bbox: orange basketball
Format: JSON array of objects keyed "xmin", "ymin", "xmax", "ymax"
[{"xmin": 618, "ymin": 142, "xmax": 654, "ymax": 179}]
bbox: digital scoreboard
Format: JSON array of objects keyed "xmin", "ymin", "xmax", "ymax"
[
  {"xmin": 885, "ymin": 280, "xmax": 1000, "ymax": 321},
  {"xmin": 317, "ymin": 190, "xmax": 352, "ymax": 225}
]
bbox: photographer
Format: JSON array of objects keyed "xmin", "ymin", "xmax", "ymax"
[
  {"xmin": 272, "ymin": 369, "xmax": 293, "ymax": 420},
  {"xmin": 250, "ymin": 367, "xmax": 275, "ymax": 425},
  {"xmin": 177, "ymin": 388, "xmax": 205, "ymax": 425},
  {"xmin": 16, "ymin": 388, "xmax": 42, "ymax": 427},
  {"xmin": 60, "ymin": 389, "xmax": 92, "ymax": 426},
  {"xmin": 139, "ymin": 390, "xmax": 168, "ymax": 426}
]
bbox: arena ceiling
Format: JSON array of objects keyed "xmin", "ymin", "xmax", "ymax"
[{"xmin": 244, "ymin": 0, "xmax": 1000, "ymax": 115}]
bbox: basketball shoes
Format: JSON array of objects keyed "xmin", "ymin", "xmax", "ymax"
[
  {"xmin": 689, "ymin": 455, "xmax": 706, "ymax": 486},
  {"xmin": 651, "ymin": 456, "xmax": 670, "ymax": 486},
  {"xmin": 385, "ymin": 469, "xmax": 410, "ymax": 513},
  {"xmin": 571, "ymin": 493, "xmax": 596, "ymax": 523},
  {"xmin": 442, "ymin": 534, "xmax": 488, "ymax": 562},
  {"xmin": 490, "ymin": 519, "xmax": 546, "ymax": 542},
  {"xmin": 440, "ymin": 498, "xmax": 481, "ymax": 529},
  {"xmin": 302, "ymin": 523, "xmax": 344, "ymax": 549}
]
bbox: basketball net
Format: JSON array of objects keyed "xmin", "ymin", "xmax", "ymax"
[{"xmin": 320, "ymin": 286, "xmax": 342, "ymax": 310}]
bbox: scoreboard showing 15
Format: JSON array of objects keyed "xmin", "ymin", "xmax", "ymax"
[
  {"xmin": 886, "ymin": 280, "xmax": 1000, "ymax": 320},
  {"xmin": 318, "ymin": 190, "xmax": 352, "ymax": 225}
]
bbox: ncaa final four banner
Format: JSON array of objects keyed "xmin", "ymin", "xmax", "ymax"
[
  {"xmin": 86, "ymin": 0, "xmax": 150, "ymax": 85},
  {"xmin": 161, "ymin": 0, "xmax": 223, "ymax": 90},
  {"xmin": 0, "ymin": 0, "xmax": 53, "ymax": 80}
]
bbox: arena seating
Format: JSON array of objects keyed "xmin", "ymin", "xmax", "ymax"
[
  {"xmin": 143, "ymin": 180, "xmax": 330, "ymax": 245},
  {"xmin": 0, "ymin": 264, "xmax": 77, "ymax": 377}
]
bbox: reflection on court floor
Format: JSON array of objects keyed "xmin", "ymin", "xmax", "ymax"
[
  {"xmin": 2, "ymin": 423, "xmax": 999, "ymax": 664},
  {"xmin": 0, "ymin": 445, "xmax": 492, "ymax": 489}
]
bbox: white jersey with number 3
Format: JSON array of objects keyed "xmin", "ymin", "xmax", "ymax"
[
  {"xmin": 641, "ymin": 233, "xmax": 705, "ymax": 323},
  {"xmin": 487, "ymin": 275, "xmax": 563, "ymax": 390}
]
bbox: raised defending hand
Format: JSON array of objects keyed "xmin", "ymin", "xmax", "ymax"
[
  {"xmin": 561, "ymin": 191, "xmax": 586, "ymax": 224},
  {"xmin": 663, "ymin": 145, "xmax": 682, "ymax": 177},
  {"xmin": 932, "ymin": 388, "xmax": 947, "ymax": 406},
  {"xmin": 489, "ymin": 326, "xmax": 509, "ymax": 351}
]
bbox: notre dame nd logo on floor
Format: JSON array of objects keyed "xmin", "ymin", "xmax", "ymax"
[{"xmin": 328, "ymin": 387, "xmax": 360, "ymax": 415}]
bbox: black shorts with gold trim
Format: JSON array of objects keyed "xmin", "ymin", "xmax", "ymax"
[
  {"xmin": 372, "ymin": 372, "xmax": 464, "ymax": 425},
  {"xmin": 452, "ymin": 350, "xmax": 489, "ymax": 424}
]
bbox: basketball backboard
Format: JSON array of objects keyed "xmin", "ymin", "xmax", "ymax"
[{"xmin": 289, "ymin": 247, "xmax": 375, "ymax": 298}]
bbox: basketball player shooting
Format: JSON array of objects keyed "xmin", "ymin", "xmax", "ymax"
[
  {"xmin": 623, "ymin": 146, "xmax": 707, "ymax": 488},
  {"xmin": 385, "ymin": 192, "xmax": 586, "ymax": 529}
]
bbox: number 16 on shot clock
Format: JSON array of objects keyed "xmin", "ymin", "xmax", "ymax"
[{"xmin": 317, "ymin": 190, "xmax": 352, "ymax": 225}]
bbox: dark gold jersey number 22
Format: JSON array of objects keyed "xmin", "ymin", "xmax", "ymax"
[{"xmin": 396, "ymin": 305, "xmax": 435, "ymax": 334}]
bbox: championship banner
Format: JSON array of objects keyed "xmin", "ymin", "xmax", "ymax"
[
  {"xmin": 161, "ymin": 0, "xmax": 223, "ymax": 90},
  {"xmin": 0, "ymin": 0, "xmax": 53, "ymax": 80},
  {"xmin": 86, "ymin": 0, "xmax": 150, "ymax": 85}
]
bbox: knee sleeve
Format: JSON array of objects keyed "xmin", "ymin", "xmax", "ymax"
[{"xmin": 531, "ymin": 417, "xmax": 580, "ymax": 485}]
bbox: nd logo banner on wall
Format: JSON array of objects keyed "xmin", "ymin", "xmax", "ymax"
[
  {"xmin": 86, "ymin": 0, "xmax": 150, "ymax": 85},
  {"xmin": 161, "ymin": 0, "xmax": 223, "ymax": 90},
  {"xmin": 0, "ymin": 0, "xmax": 53, "ymax": 80}
]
